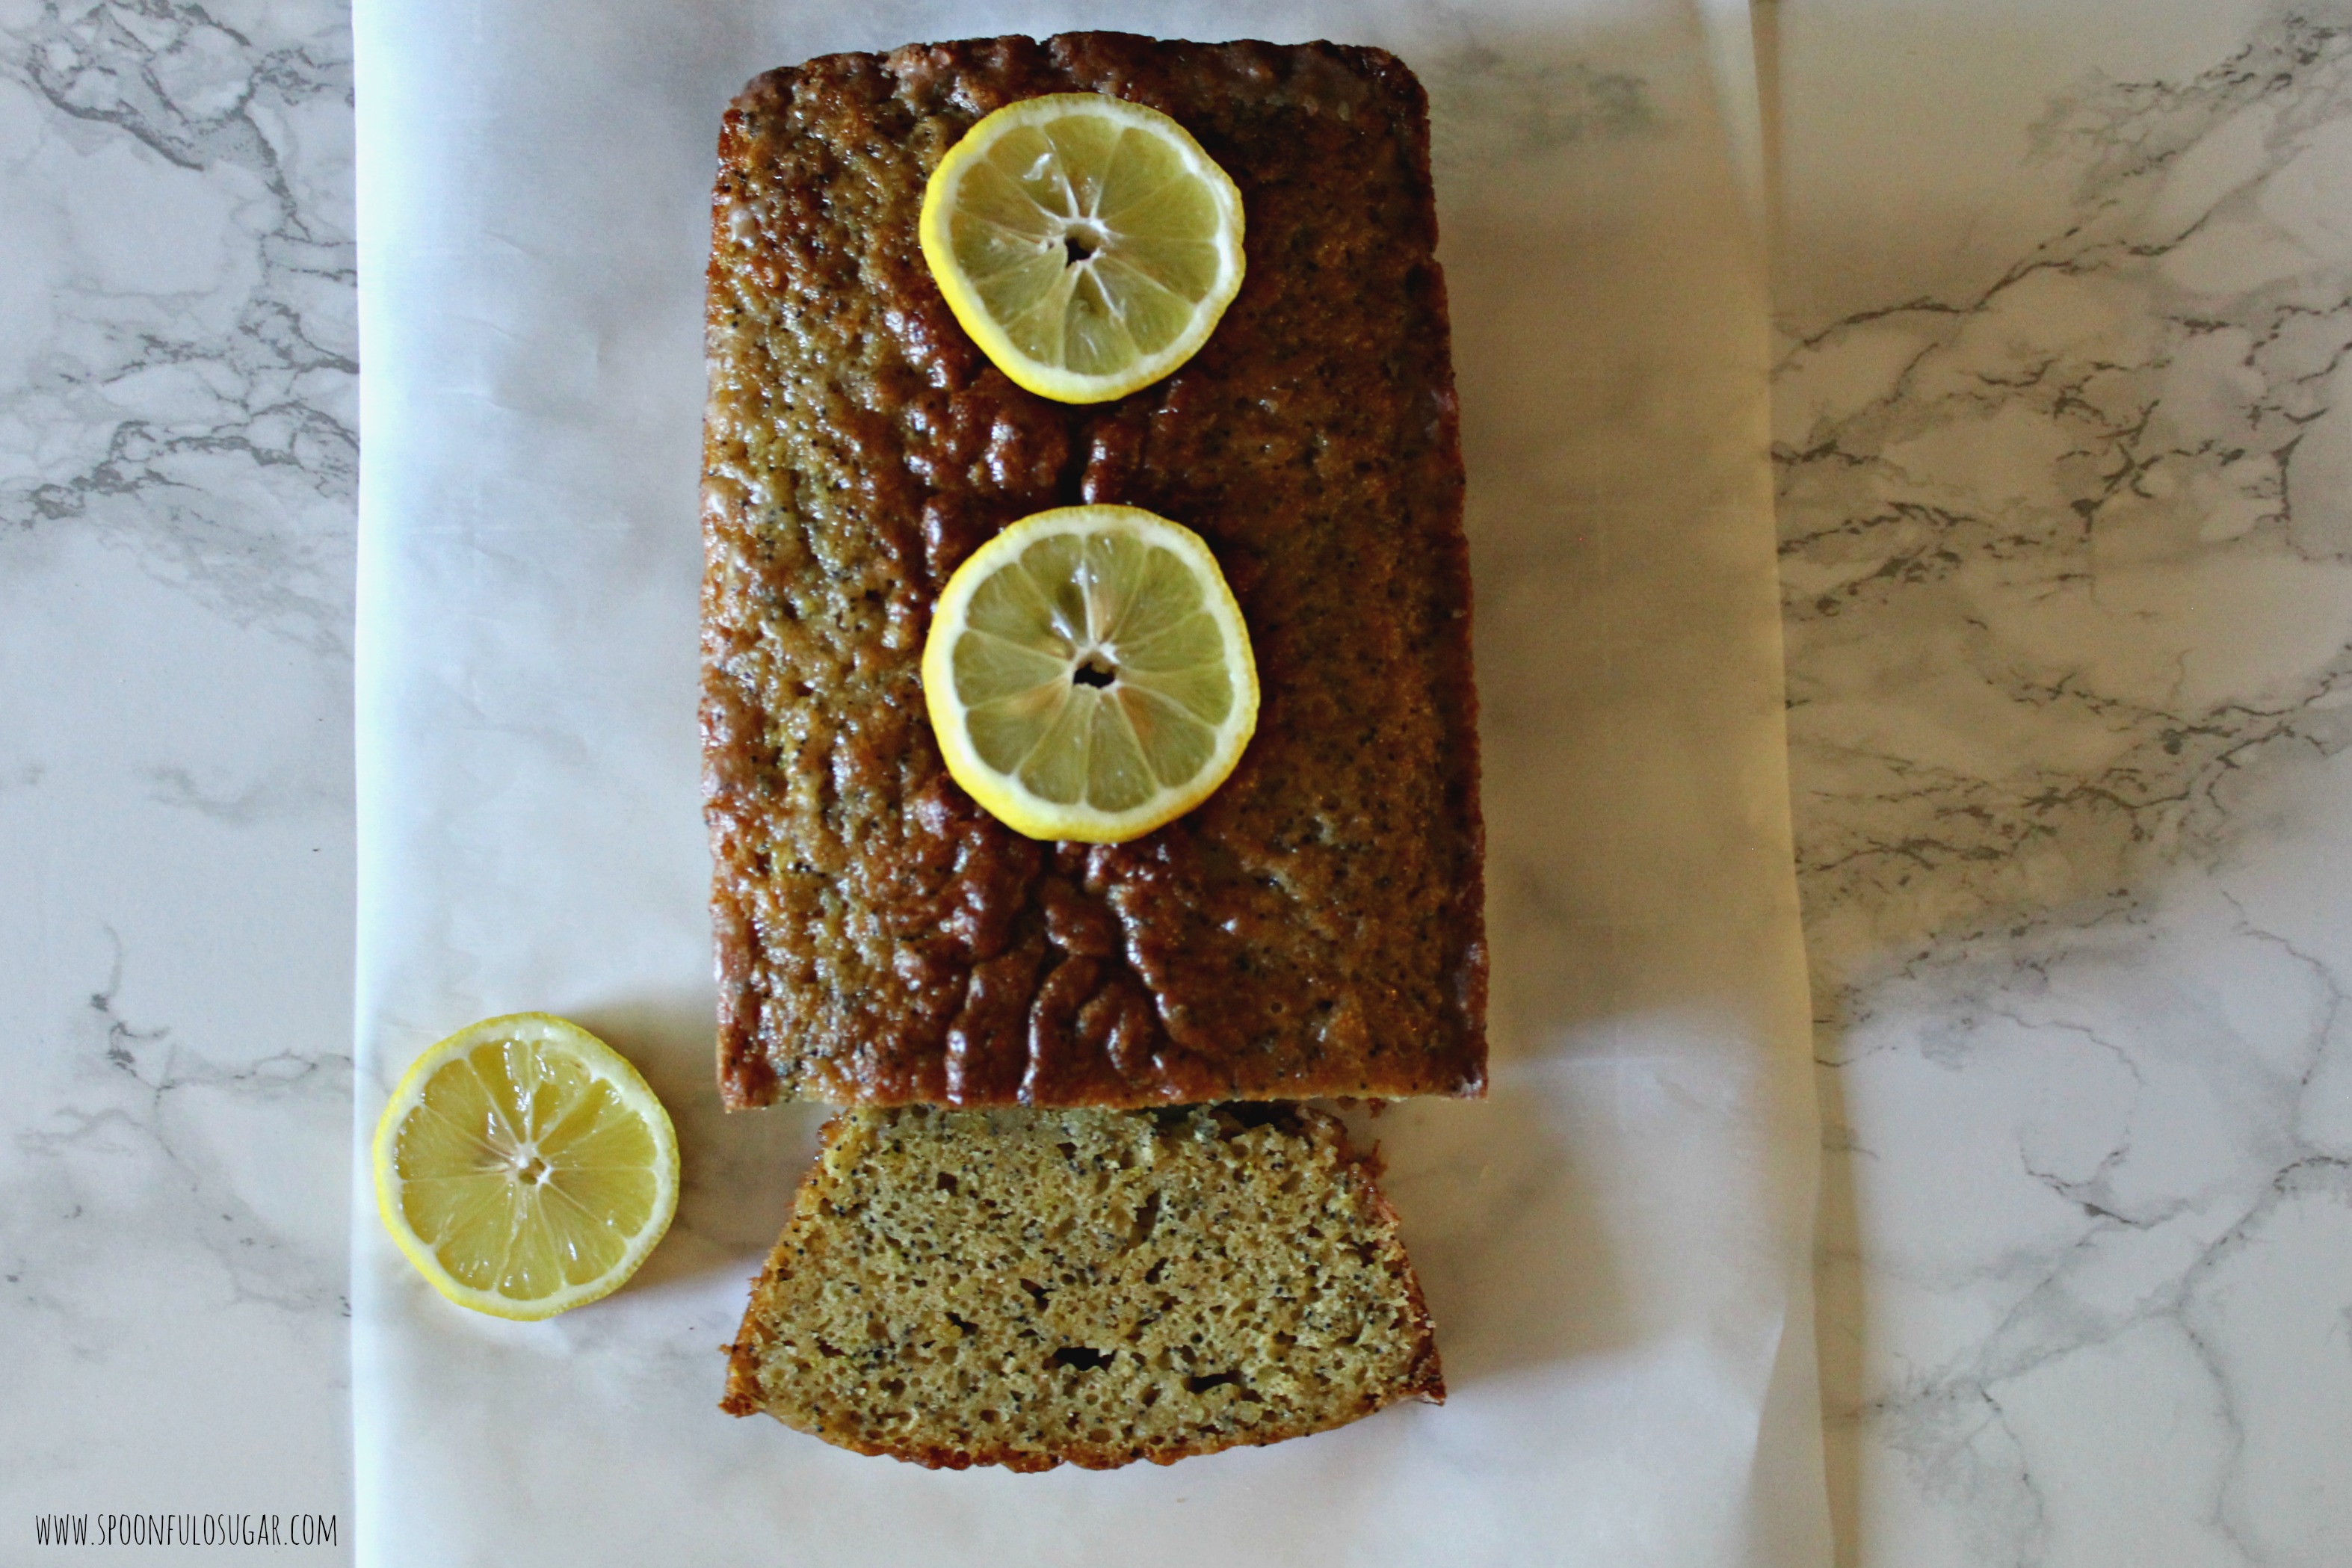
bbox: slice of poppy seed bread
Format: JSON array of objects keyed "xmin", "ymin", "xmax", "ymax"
[{"xmin": 720, "ymin": 1104, "xmax": 1443, "ymax": 1470}]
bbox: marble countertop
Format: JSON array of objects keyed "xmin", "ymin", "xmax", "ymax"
[
  {"xmin": 4, "ymin": 1, "xmax": 2349, "ymax": 1562},
  {"xmin": 1774, "ymin": 4, "xmax": 2352, "ymax": 1562},
  {"xmin": 0, "ymin": 0, "xmax": 358, "ymax": 1549}
]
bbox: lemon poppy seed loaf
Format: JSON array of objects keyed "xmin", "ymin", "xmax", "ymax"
[
  {"xmin": 701, "ymin": 33, "xmax": 1484, "ymax": 1108},
  {"xmin": 720, "ymin": 1104, "xmax": 1444, "ymax": 1469}
]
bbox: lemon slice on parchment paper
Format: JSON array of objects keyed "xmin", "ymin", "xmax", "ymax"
[
  {"xmin": 923, "ymin": 504, "xmax": 1259, "ymax": 844},
  {"xmin": 920, "ymin": 93, "xmax": 1246, "ymax": 404},
  {"xmin": 373, "ymin": 1013, "xmax": 679, "ymax": 1321}
]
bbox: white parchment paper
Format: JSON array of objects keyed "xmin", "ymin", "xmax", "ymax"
[{"xmin": 351, "ymin": 1, "xmax": 1827, "ymax": 1562}]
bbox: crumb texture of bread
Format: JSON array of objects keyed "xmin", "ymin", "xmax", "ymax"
[
  {"xmin": 720, "ymin": 1105, "xmax": 1444, "ymax": 1470},
  {"xmin": 702, "ymin": 32, "xmax": 1484, "ymax": 1108}
]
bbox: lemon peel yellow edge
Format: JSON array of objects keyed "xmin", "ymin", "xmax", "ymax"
[
  {"xmin": 922, "ymin": 505, "xmax": 1259, "ymax": 845},
  {"xmin": 918, "ymin": 93, "xmax": 1247, "ymax": 406},
  {"xmin": 371, "ymin": 1012, "xmax": 679, "ymax": 1323}
]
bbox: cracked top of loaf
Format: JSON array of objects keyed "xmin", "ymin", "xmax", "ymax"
[{"xmin": 701, "ymin": 31, "xmax": 1484, "ymax": 1108}]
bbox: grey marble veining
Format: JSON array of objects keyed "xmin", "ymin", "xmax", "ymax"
[
  {"xmin": 0, "ymin": 0, "xmax": 356, "ymax": 1543},
  {"xmin": 4, "ymin": 0, "xmax": 355, "ymax": 645},
  {"xmin": 1777, "ymin": 4, "xmax": 2352, "ymax": 1563},
  {"xmin": 13, "ymin": 0, "xmax": 2352, "ymax": 1561}
]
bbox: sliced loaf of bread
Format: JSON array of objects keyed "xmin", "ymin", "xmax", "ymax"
[{"xmin": 722, "ymin": 1104, "xmax": 1442, "ymax": 1470}]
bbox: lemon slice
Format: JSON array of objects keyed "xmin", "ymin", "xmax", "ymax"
[
  {"xmin": 373, "ymin": 1013, "xmax": 679, "ymax": 1321},
  {"xmin": 923, "ymin": 504, "xmax": 1258, "ymax": 842},
  {"xmin": 919, "ymin": 93, "xmax": 1246, "ymax": 404}
]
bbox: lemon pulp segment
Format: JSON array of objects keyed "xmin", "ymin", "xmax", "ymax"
[
  {"xmin": 373, "ymin": 1013, "xmax": 678, "ymax": 1321},
  {"xmin": 920, "ymin": 93, "xmax": 1245, "ymax": 404},
  {"xmin": 923, "ymin": 505, "xmax": 1257, "ymax": 843}
]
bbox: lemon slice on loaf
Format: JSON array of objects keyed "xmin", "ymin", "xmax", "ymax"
[
  {"xmin": 922, "ymin": 504, "xmax": 1258, "ymax": 843},
  {"xmin": 920, "ymin": 93, "xmax": 1246, "ymax": 403}
]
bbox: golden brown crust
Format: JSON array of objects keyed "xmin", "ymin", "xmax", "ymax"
[{"xmin": 702, "ymin": 33, "xmax": 1484, "ymax": 1109}]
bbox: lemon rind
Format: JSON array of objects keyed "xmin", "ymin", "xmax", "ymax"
[
  {"xmin": 919, "ymin": 93, "xmax": 1247, "ymax": 406},
  {"xmin": 922, "ymin": 505, "xmax": 1259, "ymax": 843},
  {"xmin": 371, "ymin": 1012, "xmax": 680, "ymax": 1322}
]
